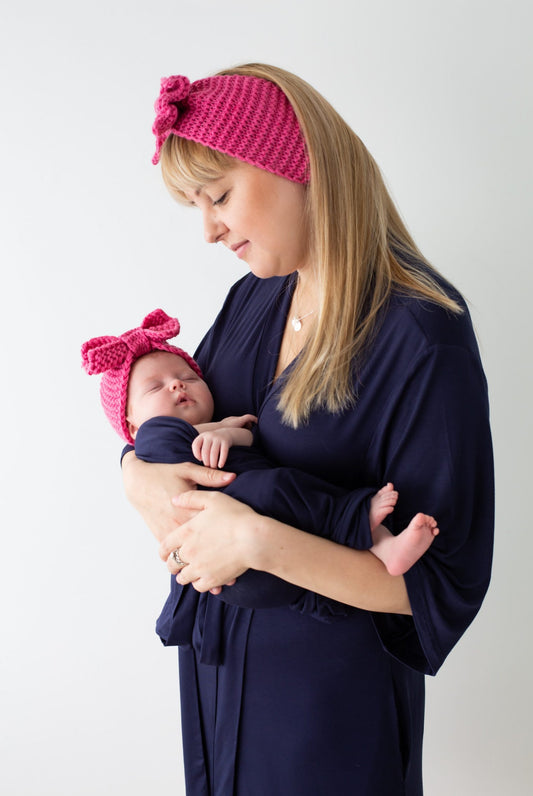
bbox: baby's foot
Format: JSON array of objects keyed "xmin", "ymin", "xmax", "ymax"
[
  {"xmin": 385, "ymin": 513, "xmax": 439, "ymax": 577},
  {"xmin": 369, "ymin": 483, "xmax": 398, "ymax": 531}
]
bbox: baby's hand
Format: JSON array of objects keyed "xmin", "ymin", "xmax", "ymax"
[
  {"xmin": 192, "ymin": 429, "xmax": 234, "ymax": 469},
  {"xmin": 218, "ymin": 414, "xmax": 257, "ymax": 430}
]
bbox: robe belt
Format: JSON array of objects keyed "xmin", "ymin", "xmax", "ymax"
[
  {"xmin": 157, "ymin": 580, "xmax": 252, "ymax": 667},
  {"xmin": 193, "ymin": 594, "xmax": 226, "ymax": 665},
  {"xmin": 176, "ymin": 594, "xmax": 254, "ymax": 796},
  {"xmin": 157, "ymin": 577, "xmax": 358, "ymax": 659}
]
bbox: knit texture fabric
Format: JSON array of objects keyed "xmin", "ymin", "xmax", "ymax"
[
  {"xmin": 81, "ymin": 309, "xmax": 202, "ymax": 444},
  {"xmin": 152, "ymin": 74, "xmax": 310, "ymax": 183}
]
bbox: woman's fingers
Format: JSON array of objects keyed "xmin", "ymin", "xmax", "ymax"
[
  {"xmin": 160, "ymin": 491, "xmax": 257, "ymax": 588},
  {"xmin": 166, "ymin": 546, "xmax": 188, "ymax": 574},
  {"xmin": 174, "ymin": 461, "xmax": 236, "ymax": 488},
  {"xmin": 209, "ymin": 579, "xmax": 237, "ymax": 595},
  {"xmin": 176, "ymin": 569, "xmax": 238, "ymax": 593}
]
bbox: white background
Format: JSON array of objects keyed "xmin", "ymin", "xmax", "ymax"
[{"xmin": 1, "ymin": 1, "xmax": 531, "ymax": 794}]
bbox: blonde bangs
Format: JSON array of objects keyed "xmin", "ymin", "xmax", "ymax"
[{"xmin": 160, "ymin": 135, "xmax": 235, "ymax": 203}]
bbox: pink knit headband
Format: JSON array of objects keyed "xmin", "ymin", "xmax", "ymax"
[
  {"xmin": 81, "ymin": 308, "xmax": 202, "ymax": 444},
  {"xmin": 152, "ymin": 74, "xmax": 310, "ymax": 184}
]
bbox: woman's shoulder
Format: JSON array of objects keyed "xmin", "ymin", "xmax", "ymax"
[{"xmin": 386, "ymin": 277, "xmax": 479, "ymax": 358}]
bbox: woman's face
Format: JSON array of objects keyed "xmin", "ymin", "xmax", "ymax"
[{"xmin": 186, "ymin": 161, "xmax": 309, "ymax": 279}]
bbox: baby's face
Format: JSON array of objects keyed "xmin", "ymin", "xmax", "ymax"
[{"xmin": 126, "ymin": 351, "xmax": 214, "ymax": 439}]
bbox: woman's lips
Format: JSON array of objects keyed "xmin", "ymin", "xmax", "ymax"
[{"xmin": 232, "ymin": 241, "xmax": 249, "ymax": 259}]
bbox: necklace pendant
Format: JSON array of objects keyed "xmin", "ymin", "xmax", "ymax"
[{"xmin": 291, "ymin": 317, "xmax": 303, "ymax": 332}]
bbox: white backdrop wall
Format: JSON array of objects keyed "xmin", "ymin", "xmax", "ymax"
[{"xmin": 1, "ymin": 1, "xmax": 531, "ymax": 794}]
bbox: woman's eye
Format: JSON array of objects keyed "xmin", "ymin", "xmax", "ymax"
[{"xmin": 213, "ymin": 191, "xmax": 229, "ymax": 206}]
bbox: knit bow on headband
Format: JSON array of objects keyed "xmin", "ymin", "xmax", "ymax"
[
  {"xmin": 152, "ymin": 76, "xmax": 191, "ymax": 165},
  {"xmin": 81, "ymin": 308, "xmax": 202, "ymax": 444},
  {"xmin": 151, "ymin": 72, "xmax": 310, "ymax": 183}
]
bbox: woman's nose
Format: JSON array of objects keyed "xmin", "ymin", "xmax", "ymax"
[{"xmin": 202, "ymin": 209, "xmax": 227, "ymax": 244}]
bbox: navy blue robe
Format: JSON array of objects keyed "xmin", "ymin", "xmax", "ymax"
[
  {"xmin": 150, "ymin": 271, "xmax": 494, "ymax": 795},
  {"xmin": 135, "ymin": 415, "xmax": 375, "ymax": 609}
]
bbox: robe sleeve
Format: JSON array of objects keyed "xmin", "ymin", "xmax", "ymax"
[{"xmin": 371, "ymin": 343, "xmax": 494, "ymax": 675}]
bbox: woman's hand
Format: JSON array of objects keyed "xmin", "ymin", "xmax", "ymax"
[
  {"xmin": 159, "ymin": 491, "xmax": 264, "ymax": 592},
  {"xmin": 161, "ymin": 488, "xmax": 412, "ymax": 613},
  {"xmin": 122, "ymin": 451, "xmax": 236, "ymax": 544}
]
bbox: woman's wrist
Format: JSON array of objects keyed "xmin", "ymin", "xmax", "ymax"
[{"xmin": 246, "ymin": 514, "xmax": 286, "ymax": 573}]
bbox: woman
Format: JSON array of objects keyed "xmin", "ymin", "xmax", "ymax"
[{"xmin": 123, "ymin": 64, "xmax": 494, "ymax": 795}]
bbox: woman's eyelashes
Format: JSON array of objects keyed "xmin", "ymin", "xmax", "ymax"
[{"xmin": 213, "ymin": 190, "xmax": 229, "ymax": 206}]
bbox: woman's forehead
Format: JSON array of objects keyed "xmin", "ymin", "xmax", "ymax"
[{"xmin": 183, "ymin": 175, "xmax": 227, "ymax": 203}]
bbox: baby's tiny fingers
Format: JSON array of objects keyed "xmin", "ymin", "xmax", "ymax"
[
  {"xmin": 191, "ymin": 437, "xmax": 202, "ymax": 461},
  {"xmin": 217, "ymin": 443, "xmax": 229, "ymax": 469}
]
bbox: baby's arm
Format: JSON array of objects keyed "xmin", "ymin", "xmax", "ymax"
[
  {"xmin": 193, "ymin": 414, "xmax": 257, "ymax": 469},
  {"xmin": 194, "ymin": 413, "xmax": 257, "ymax": 434}
]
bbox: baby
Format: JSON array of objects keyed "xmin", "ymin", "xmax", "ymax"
[
  {"xmin": 125, "ymin": 343, "xmax": 257, "ymax": 470},
  {"xmin": 82, "ymin": 309, "xmax": 438, "ymax": 581}
]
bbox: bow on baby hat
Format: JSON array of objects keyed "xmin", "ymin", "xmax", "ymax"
[
  {"xmin": 81, "ymin": 308, "xmax": 181, "ymax": 375},
  {"xmin": 81, "ymin": 308, "xmax": 202, "ymax": 444}
]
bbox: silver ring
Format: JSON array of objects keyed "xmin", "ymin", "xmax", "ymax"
[{"xmin": 171, "ymin": 548, "xmax": 187, "ymax": 568}]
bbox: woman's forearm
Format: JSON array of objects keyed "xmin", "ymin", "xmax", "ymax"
[
  {"xmin": 169, "ymin": 492, "xmax": 412, "ymax": 614},
  {"xmin": 251, "ymin": 515, "xmax": 412, "ymax": 615}
]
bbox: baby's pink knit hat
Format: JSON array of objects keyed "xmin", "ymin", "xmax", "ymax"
[
  {"xmin": 81, "ymin": 309, "xmax": 202, "ymax": 444},
  {"xmin": 152, "ymin": 74, "xmax": 309, "ymax": 184}
]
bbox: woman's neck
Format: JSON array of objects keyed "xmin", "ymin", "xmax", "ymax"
[
  {"xmin": 292, "ymin": 267, "xmax": 319, "ymax": 317},
  {"xmin": 274, "ymin": 269, "xmax": 319, "ymax": 380}
]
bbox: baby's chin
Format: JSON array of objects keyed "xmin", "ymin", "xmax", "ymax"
[
  {"xmin": 172, "ymin": 404, "xmax": 209, "ymax": 426},
  {"xmin": 168, "ymin": 404, "xmax": 206, "ymax": 425}
]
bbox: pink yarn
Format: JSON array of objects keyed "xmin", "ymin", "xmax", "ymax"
[
  {"xmin": 152, "ymin": 73, "xmax": 309, "ymax": 184},
  {"xmin": 81, "ymin": 309, "xmax": 202, "ymax": 444}
]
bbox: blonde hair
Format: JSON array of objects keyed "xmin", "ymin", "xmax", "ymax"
[{"xmin": 160, "ymin": 63, "xmax": 461, "ymax": 427}]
